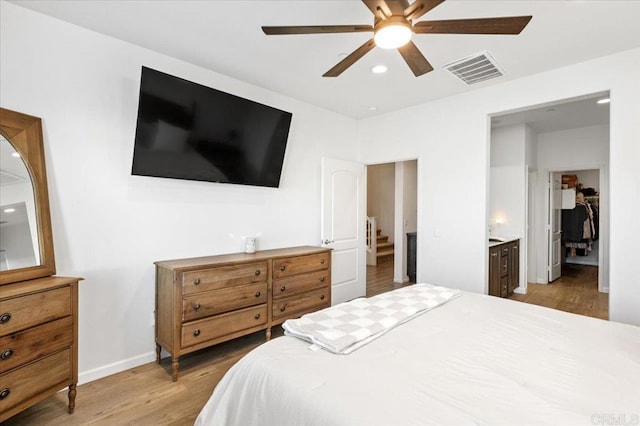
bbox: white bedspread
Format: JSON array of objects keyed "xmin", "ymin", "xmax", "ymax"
[
  {"xmin": 196, "ymin": 289, "xmax": 640, "ymax": 426},
  {"xmin": 283, "ymin": 284, "xmax": 460, "ymax": 354}
]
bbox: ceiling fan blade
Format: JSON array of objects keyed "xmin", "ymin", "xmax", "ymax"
[
  {"xmin": 362, "ymin": 0, "xmax": 409, "ymax": 19},
  {"xmin": 413, "ymin": 16, "xmax": 533, "ymax": 34},
  {"xmin": 262, "ymin": 25, "xmax": 373, "ymax": 35},
  {"xmin": 404, "ymin": 0, "xmax": 445, "ymax": 21},
  {"xmin": 323, "ymin": 39, "xmax": 377, "ymax": 77},
  {"xmin": 397, "ymin": 40, "xmax": 434, "ymax": 77}
]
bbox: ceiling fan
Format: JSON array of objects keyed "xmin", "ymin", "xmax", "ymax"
[{"xmin": 262, "ymin": 0, "xmax": 532, "ymax": 77}]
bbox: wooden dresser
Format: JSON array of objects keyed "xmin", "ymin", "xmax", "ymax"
[
  {"xmin": 0, "ymin": 276, "xmax": 81, "ymax": 422},
  {"xmin": 155, "ymin": 245, "xmax": 331, "ymax": 381}
]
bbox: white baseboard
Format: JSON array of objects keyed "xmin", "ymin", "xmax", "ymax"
[
  {"xmin": 514, "ymin": 286, "xmax": 526, "ymax": 295},
  {"xmin": 78, "ymin": 351, "xmax": 156, "ymax": 385}
]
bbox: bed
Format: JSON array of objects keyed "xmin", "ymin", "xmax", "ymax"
[{"xmin": 195, "ymin": 285, "xmax": 640, "ymax": 425}]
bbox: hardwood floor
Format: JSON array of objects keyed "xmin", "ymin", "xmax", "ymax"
[
  {"xmin": 508, "ymin": 263, "xmax": 608, "ymax": 320},
  {"xmin": 11, "ymin": 263, "xmax": 604, "ymax": 424},
  {"xmin": 366, "ymin": 257, "xmax": 412, "ymax": 297}
]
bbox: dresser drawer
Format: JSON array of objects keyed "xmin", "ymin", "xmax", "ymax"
[
  {"xmin": 272, "ymin": 253, "xmax": 330, "ymax": 279},
  {"xmin": 272, "ymin": 287, "xmax": 330, "ymax": 322},
  {"xmin": 183, "ymin": 282, "xmax": 267, "ymax": 322},
  {"xmin": 0, "ymin": 287, "xmax": 71, "ymax": 336},
  {"xmin": 181, "ymin": 304, "xmax": 267, "ymax": 348},
  {"xmin": 273, "ymin": 270, "xmax": 330, "ymax": 300},
  {"xmin": 182, "ymin": 262, "xmax": 267, "ymax": 295},
  {"xmin": 0, "ymin": 348, "xmax": 72, "ymax": 413},
  {"xmin": 0, "ymin": 316, "xmax": 73, "ymax": 374}
]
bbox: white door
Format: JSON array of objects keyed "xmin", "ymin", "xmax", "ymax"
[
  {"xmin": 321, "ymin": 157, "xmax": 366, "ymax": 304},
  {"xmin": 548, "ymin": 172, "xmax": 562, "ymax": 282}
]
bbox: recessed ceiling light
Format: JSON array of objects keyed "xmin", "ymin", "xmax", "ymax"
[
  {"xmin": 11, "ymin": 152, "xmax": 20, "ymax": 158},
  {"xmin": 371, "ymin": 65, "xmax": 388, "ymax": 74},
  {"xmin": 3, "ymin": 208, "xmax": 16, "ymax": 213},
  {"xmin": 368, "ymin": 106, "xmax": 378, "ymax": 111},
  {"xmin": 546, "ymin": 108, "xmax": 556, "ymax": 112},
  {"xmin": 597, "ymin": 98, "xmax": 610, "ymax": 104}
]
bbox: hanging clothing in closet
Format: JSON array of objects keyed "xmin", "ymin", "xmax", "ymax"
[{"xmin": 562, "ymin": 199, "xmax": 596, "ymax": 256}]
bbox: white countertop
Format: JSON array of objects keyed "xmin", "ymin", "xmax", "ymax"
[{"xmin": 488, "ymin": 236, "xmax": 520, "ymax": 247}]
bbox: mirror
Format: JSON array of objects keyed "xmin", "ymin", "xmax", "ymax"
[
  {"xmin": 0, "ymin": 108, "xmax": 55, "ymax": 284},
  {"xmin": 1, "ymin": 135, "xmax": 40, "ymax": 270}
]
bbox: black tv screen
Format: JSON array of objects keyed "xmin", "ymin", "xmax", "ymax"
[{"xmin": 131, "ymin": 67, "xmax": 292, "ymax": 187}]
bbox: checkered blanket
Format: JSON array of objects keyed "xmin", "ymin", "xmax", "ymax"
[{"xmin": 282, "ymin": 284, "xmax": 461, "ymax": 354}]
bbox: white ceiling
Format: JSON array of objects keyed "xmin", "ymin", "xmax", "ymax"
[
  {"xmin": 9, "ymin": 0, "xmax": 640, "ymax": 119},
  {"xmin": 492, "ymin": 93, "xmax": 610, "ymax": 133}
]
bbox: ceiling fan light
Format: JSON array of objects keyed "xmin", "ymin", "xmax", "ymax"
[{"xmin": 374, "ymin": 22, "xmax": 412, "ymax": 49}]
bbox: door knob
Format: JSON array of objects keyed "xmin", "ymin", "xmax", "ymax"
[{"xmin": 321, "ymin": 239, "xmax": 334, "ymax": 245}]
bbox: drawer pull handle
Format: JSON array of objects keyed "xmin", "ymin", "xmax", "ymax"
[
  {"xmin": 193, "ymin": 278, "xmax": 201, "ymax": 285},
  {"xmin": 255, "ymin": 269, "xmax": 261, "ymax": 276},
  {"xmin": 319, "ymin": 276, "xmax": 325, "ymax": 282},
  {"xmin": 193, "ymin": 329, "xmax": 201, "ymax": 337},
  {"xmin": 193, "ymin": 303, "xmax": 201, "ymax": 311},
  {"xmin": 280, "ymin": 285, "xmax": 286, "ymax": 292},
  {"xmin": 320, "ymin": 294, "xmax": 326, "ymax": 300},
  {"xmin": 320, "ymin": 259, "xmax": 326, "ymax": 264},
  {"xmin": 254, "ymin": 313, "xmax": 261, "ymax": 320},
  {"xmin": 279, "ymin": 265, "xmax": 286, "ymax": 271},
  {"xmin": 280, "ymin": 306, "xmax": 286, "ymax": 312},
  {"xmin": 255, "ymin": 291, "xmax": 261, "ymax": 297},
  {"xmin": 1, "ymin": 349, "xmax": 13, "ymax": 360},
  {"xmin": 0, "ymin": 313, "xmax": 11, "ymax": 324},
  {"xmin": 0, "ymin": 388, "xmax": 9, "ymax": 400}
]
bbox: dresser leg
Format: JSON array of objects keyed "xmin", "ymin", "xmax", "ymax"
[
  {"xmin": 156, "ymin": 343, "xmax": 161, "ymax": 364},
  {"xmin": 266, "ymin": 327, "xmax": 272, "ymax": 341},
  {"xmin": 172, "ymin": 357, "xmax": 179, "ymax": 382},
  {"xmin": 68, "ymin": 383, "xmax": 77, "ymax": 414}
]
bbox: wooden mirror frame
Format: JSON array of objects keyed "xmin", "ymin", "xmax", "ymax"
[{"xmin": 0, "ymin": 108, "xmax": 56, "ymax": 284}]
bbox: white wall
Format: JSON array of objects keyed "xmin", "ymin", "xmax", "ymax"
[
  {"xmin": 358, "ymin": 48, "xmax": 640, "ymax": 326},
  {"xmin": 535, "ymin": 125, "xmax": 609, "ymax": 287},
  {"xmin": 1, "ymin": 3, "xmax": 359, "ymax": 382},
  {"xmin": 403, "ymin": 160, "xmax": 418, "ymax": 235},
  {"xmin": 392, "ymin": 160, "xmax": 417, "ymax": 283},
  {"xmin": 366, "ymin": 163, "xmax": 395, "ymax": 240},
  {"xmin": 489, "ymin": 124, "xmax": 527, "ymax": 293}
]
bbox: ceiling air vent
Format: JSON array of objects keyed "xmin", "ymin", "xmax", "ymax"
[
  {"xmin": 444, "ymin": 51, "xmax": 504, "ymax": 85},
  {"xmin": 0, "ymin": 170, "xmax": 24, "ymax": 186}
]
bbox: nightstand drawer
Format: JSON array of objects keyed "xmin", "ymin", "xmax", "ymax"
[
  {"xmin": 183, "ymin": 282, "xmax": 267, "ymax": 321},
  {"xmin": 0, "ymin": 287, "xmax": 71, "ymax": 336},
  {"xmin": 272, "ymin": 253, "xmax": 329, "ymax": 279},
  {"xmin": 273, "ymin": 270, "xmax": 330, "ymax": 300},
  {"xmin": 0, "ymin": 316, "xmax": 73, "ymax": 374},
  {"xmin": 272, "ymin": 287, "xmax": 330, "ymax": 322},
  {"xmin": 181, "ymin": 304, "xmax": 267, "ymax": 348},
  {"xmin": 183, "ymin": 262, "xmax": 267, "ymax": 295},
  {"xmin": 0, "ymin": 348, "xmax": 72, "ymax": 414}
]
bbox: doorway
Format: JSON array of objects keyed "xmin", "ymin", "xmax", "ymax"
[
  {"xmin": 489, "ymin": 92, "xmax": 610, "ymax": 319},
  {"xmin": 366, "ymin": 160, "xmax": 417, "ymax": 297}
]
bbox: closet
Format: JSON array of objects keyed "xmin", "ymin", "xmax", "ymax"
[{"xmin": 561, "ymin": 173, "xmax": 600, "ymax": 266}]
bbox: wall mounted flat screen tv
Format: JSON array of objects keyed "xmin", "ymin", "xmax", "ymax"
[{"xmin": 131, "ymin": 67, "xmax": 292, "ymax": 188}]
